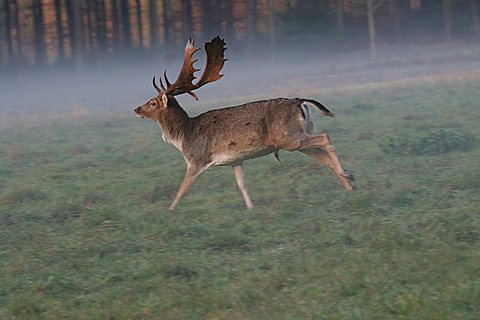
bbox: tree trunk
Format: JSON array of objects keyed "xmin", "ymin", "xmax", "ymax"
[
  {"xmin": 111, "ymin": 0, "xmax": 121, "ymax": 50},
  {"xmin": 367, "ymin": 0, "xmax": 377, "ymax": 60},
  {"xmin": 74, "ymin": 1, "xmax": 84, "ymax": 63},
  {"xmin": 135, "ymin": 0, "xmax": 144, "ymax": 48},
  {"xmin": 221, "ymin": 1, "xmax": 235, "ymax": 40},
  {"xmin": 12, "ymin": 0, "xmax": 21, "ymax": 57},
  {"xmin": 182, "ymin": 0, "xmax": 193, "ymax": 38},
  {"xmin": 337, "ymin": 0, "xmax": 344, "ymax": 33},
  {"xmin": 246, "ymin": 0, "xmax": 257, "ymax": 58},
  {"xmin": 149, "ymin": 0, "xmax": 159, "ymax": 50},
  {"xmin": 392, "ymin": 0, "xmax": 401, "ymax": 43},
  {"xmin": 199, "ymin": 0, "xmax": 217, "ymax": 38},
  {"xmin": 96, "ymin": 0, "xmax": 107, "ymax": 53},
  {"xmin": 198, "ymin": 0, "xmax": 207, "ymax": 37},
  {"xmin": 120, "ymin": 0, "xmax": 132, "ymax": 49},
  {"xmin": 409, "ymin": 0, "xmax": 421, "ymax": 10},
  {"xmin": 267, "ymin": 0, "xmax": 276, "ymax": 61},
  {"xmin": 85, "ymin": 0, "xmax": 94, "ymax": 53},
  {"xmin": 66, "ymin": 0, "xmax": 75, "ymax": 60},
  {"xmin": 32, "ymin": 0, "xmax": 46, "ymax": 64},
  {"xmin": 443, "ymin": 0, "xmax": 452, "ymax": 42},
  {"xmin": 54, "ymin": 0, "xmax": 65, "ymax": 61},
  {"xmin": 163, "ymin": 0, "xmax": 172, "ymax": 44},
  {"xmin": 66, "ymin": 0, "xmax": 82, "ymax": 62},
  {"xmin": 0, "ymin": 2, "xmax": 4, "ymax": 66},
  {"xmin": 471, "ymin": 0, "xmax": 480, "ymax": 35},
  {"xmin": 3, "ymin": 0, "xmax": 13, "ymax": 62}
]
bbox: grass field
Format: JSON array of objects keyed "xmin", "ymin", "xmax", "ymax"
[{"xmin": 1, "ymin": 74, "xmax": 479, "ymax": 319}]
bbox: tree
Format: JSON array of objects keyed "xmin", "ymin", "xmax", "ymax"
[
  {"xmin": 149, "ymin": 0, "xmax": 159, "ymax": 50},
  {"xmin": 471, "ymin": 0, "xmax": 480, "ymax": 35},
  {"xmin": 3, "ymin": 0, "xmax": 14, "ymax": 62},
  {"xmin": 11, "ymin": 0, "xmax": 20, "ymax": 60},
  {"xmin": 246, "ymin": 0, "xmax": 258, "ymax": 57},
  {"xmin": 337, "ymin": 0, "xmax": 345, "ymax": 33},
  {"xmin": 366, "ymin": 0, "xmax": 386, "ymax": 60},
  {"xmin": 135, "ymin": 0, "xmax": 143, "ymax": 48},
  {"xmin": 65, "ymin": 0, "xmax": 84, "ymax": 63},
  {"xmin": 120, "ymin": 0, "xmax": 132, "ymax": 49},
  {"xmin": 410, "ymin": 0, "xmax": 421, "ymax": 9},
  {"xmin": 163, "ymin": 0, "xmax": 172, "ymax": 44},
  {"xmin": 53, "ymin": 0, "xmax": 65, "ymax": 61},
  {"xmin": 443, "ymin": 0, "xmax": 452, "ymax": 41},
  {"xmin": 267, "ymin": 0, "xmax": 277, "ymax": 60},
  {"xmin": 391, "ymin": 0, "xmax": 401, "ymax": 43},
  {"xmin": 181, "ymin": 0, "xmax": 193, "ymax": 38},
  {"xmin": 85, "ymin": 0, "xmax": 94, "ymax": 52},
  {"xmin": 2, "ymin": 0, "xmax": 480, "ymax": 69},
  {"xmin": 32, "ymin": 0, "xmax": 46, "ymax": 64},
  {"xmin": 221, "ymin": 0, "xmax": 235, "ymax": 40},
  {"xmin": 1, "ymin": 0, "xmax": 22, "ymax": 65},
  {"xmin": 347, "ymin": 0, "xmax": 387, "ymax": 60},
  {"xmin": 111, "ymin": 0, "xmax": 121, "ymax": 50},
  {"xmin": 96, "ymin": 0, "xmax": 107, "ymax": 53}
]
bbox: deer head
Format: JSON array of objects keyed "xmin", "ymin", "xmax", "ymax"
[{"xmin": 135, "ymin": 36, "xmax": 227, "ymax": 120}]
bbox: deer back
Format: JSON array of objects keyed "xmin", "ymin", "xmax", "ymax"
[{"xmin": 179, "ymin": 98, "xmax": 311, "ymax": 166}]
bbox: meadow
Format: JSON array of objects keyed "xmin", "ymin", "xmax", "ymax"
[{"xmin": 1, "ymin": 72, "xmax": 479, "ymax": 319}]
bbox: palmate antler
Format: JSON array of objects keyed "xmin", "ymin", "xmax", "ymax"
[{"xmin": 153, "ymin": 36, "xmax": 227, "ymax": 100}]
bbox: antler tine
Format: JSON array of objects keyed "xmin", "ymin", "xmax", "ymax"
[
  {"xmin": 187, "ymin": 91, "xmax": 199, "ymax": 100},
  {"xmin": 152, "ymin": 76, "xmax": 163, "ymax": 94},
  {"xmin": 164, "ymin": 36, "xmax": 226, "ymax": 99},
  {"xmin": 163, "ymin": 70, "xmax": 172, "ymax": 87},
  {"xmin": 164, "ymin": 38, "xmax": 202, "ymax": 96},
  {"xmin": 159, "ymin": 77, "xmax": 166, "ymax": 91}
]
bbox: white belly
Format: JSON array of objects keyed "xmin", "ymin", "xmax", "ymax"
[{"xmin": 212, "ymin": 147, "xmax": 274, "ymax": 166}]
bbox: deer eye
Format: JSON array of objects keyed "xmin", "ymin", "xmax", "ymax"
[{"xmin": 150, "ymin": 101, "xmax": 157, "ymax": 107}]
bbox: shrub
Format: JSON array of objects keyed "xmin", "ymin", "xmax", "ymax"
[{"xmin": 379, "ymin": 129, "xmax": 476, "ymax": 156}]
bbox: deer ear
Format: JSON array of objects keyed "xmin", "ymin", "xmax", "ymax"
[{"xmin": 162, "ymin": 93, "xmax": 169, "ymax": 107}]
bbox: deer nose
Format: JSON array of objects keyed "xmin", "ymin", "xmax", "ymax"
[{"xmin": 134, "ymin": 107, "xmax": 141, "ymax": 113}]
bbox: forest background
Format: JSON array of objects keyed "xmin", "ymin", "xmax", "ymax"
[{"xmin": 1, "ymin": 0, "xmax": 480, "ymax": 70}]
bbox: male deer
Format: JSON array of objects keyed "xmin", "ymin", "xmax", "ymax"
[{"xmin": 135, "ymin": 36, "xmax": 354, "ymax": 210}]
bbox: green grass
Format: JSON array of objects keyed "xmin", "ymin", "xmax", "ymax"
[{"xmin": 1, "ymin": 76, "xmax": 480, "ymax": 319}]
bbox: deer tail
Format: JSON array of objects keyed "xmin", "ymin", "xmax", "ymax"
[{"xmin": 299, "ymin": 98, "xmax": 334, "ymax": 117}]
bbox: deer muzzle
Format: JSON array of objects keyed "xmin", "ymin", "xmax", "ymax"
[{"xmin": 134, "ymin": 106, "xmax": 144, "ymax": 118}]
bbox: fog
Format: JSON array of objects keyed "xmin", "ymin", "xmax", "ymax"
[
  {"xmin": 2, "ymin": 0, "xmax": 480, "ymax": 126},
  {"xmin": 1, "ymin": 38, "xmax": 479, "ymax": 127}
]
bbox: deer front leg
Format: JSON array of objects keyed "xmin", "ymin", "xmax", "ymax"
[
  {"xmin": 232, "ymin": 163, "xmax": 254, "ymax": 209},
  {"xmin": 300, "ymin": 148, "xmax": 354, "ymax": 191},
  {"xmin": 169, "ymin": 163, "xmax": 210, "ymax": 210}
]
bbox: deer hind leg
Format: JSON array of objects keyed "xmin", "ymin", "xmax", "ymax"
[
  {"xmin": 169, "ymin": 163, "xmax": 210, "ymax": 210},
  {"xmin": 232, "ymin": 163, "xmax": 254, "ymax": 209},
  {"xmin": 300, "ymin": 148, "xmax": 354, "ymax": 191},
  {"xmin": 277, "ymin": 132, "xmax": 354, "ymax": 191},
  {"xmin": 302, "ymin": 133, "xmax": 354, "ymax": 191}
]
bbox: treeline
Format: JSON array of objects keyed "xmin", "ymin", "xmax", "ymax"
[{"xmin": 0, "ymin": 0, "xmax": 479, "ymax": 69}]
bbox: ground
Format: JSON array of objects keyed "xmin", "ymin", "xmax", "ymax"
[{"xmin": 0, "ymin": 43, "xmax": 479, "ymax": 319}]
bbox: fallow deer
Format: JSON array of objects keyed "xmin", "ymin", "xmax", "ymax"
[{"xmin": 135, "ymin": 36, "xmax": 354, "ymax": 210}]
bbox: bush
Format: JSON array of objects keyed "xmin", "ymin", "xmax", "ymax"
[{"xmin": 379, "ymin": 129, "xmax": 476, "ymax": 156}]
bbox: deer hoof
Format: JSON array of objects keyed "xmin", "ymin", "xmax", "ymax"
[{"xmin": 341, "ymin": 171, "xmax": 355, "ymax": 182}]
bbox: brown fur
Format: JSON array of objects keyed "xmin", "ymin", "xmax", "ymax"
[
  {"xmin": 134, "ymin": 37, "xmax": 354, "ymax": 210},
  {"xmin": 135, "ymin": 96, "xmax": 354, "ymax": 209}
]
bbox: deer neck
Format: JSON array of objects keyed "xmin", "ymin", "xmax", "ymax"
[{"xmin": 156, "ymin": 101, "xmax": 190, "ymax": 151}]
